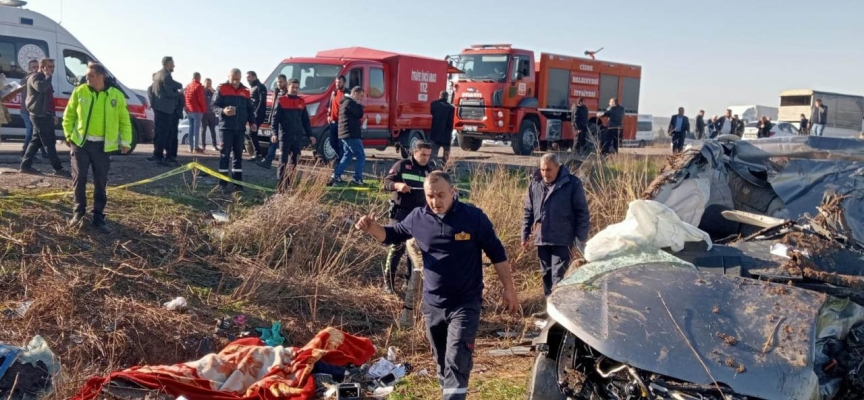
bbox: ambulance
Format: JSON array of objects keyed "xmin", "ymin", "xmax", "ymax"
[{"xmin": 0, "ymin": 1, "xmax": 153, "ymax": 153}]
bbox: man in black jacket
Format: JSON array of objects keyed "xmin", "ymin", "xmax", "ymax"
[
  {"xmin": 20, "ymin": 58, "xmax": 69, "ymax": 176},
  {"xmin": 429, "ymin": 91, "xmax": 455, "ymax": 166},
  {"xmin": 695, "ymin": 110, "xmax": 706, "ymax": 140},
  {"xmin": 599, "ymin": 97, "xmax": 624, "ymax": 154},
  {"xmin": 570, "ymin": 97, "xmax": 589, "ymax": 154},
  {"xmin": 330, "ymin": 87, "xmax": 366, "ymax": 186},
  {"xmin": 810, "ymin": 99, "xmax": 828, "ymax": 137},
  {"xmin": 268, "ymin": 78, "xmax": 315, "ymax": 191},
  {"xmin": 522, "ymin": 153, "xmax": 590, "ymax": 313},
  {"xmin": 212, "ymin": 68, "xmax": 257, "ymax": 193},
  {"xmin": 668, "ymin": 107, "xmax": 690, "ymax": 154},
  {"xmin": 147, "ymin": 56, "xmax": 181, "ymax": 165},
  {"xmin": 381, "ymin": 141, "xmax": 435, "ymax": 294},
  {"xmin": 246, "ymin": 71, "xmax": 268, "ymax": 161}
]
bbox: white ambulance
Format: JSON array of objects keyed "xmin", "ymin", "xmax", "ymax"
[{"xmin": 0, "ymin": 0, "xmax": 153, "ymax": 153}]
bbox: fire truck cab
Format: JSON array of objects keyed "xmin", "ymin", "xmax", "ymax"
[{"xmin": 451, "ymin": 44, "xmax": 642, "ymax": 155}]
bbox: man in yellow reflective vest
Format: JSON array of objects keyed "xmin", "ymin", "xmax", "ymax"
[{"xmin": 62, "ymin": 62, "xmax": 132, "ymax": 233}]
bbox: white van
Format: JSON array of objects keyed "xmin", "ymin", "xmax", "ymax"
[
  {"xmin": 634, "ymin": 114, "xmax": 654, "ymax": 147},
  {"xmin": 0, "ymin": 1, "xmax": 153, "ymax": 153}
]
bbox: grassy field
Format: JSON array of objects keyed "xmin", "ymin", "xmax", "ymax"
[{"xmin": 0, "ymin": 152, "xmax": 666, "ymax": 399}]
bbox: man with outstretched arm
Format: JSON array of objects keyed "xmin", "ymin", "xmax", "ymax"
[{"xmin": 355, "ymin": 171, "xmax": 519, "ymax": 400}]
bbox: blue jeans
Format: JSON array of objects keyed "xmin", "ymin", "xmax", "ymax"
[
  {"xmin": 333, "ymin": 138, "xmax": 365, "ymax": 182},
  {"xmin": 187, "ymin": 112, "xmax": 203, "ymax": 150},
  {"xmin": 21, "ymin": 112, "xmax": 47, "ymax": 156},
  {"xmin": 263, "ymin": 139, "xmax": 278, "ymax": 164},
  {"xmin": 811, "ymin": 123, "xmax": 825, "ymax": 136}
]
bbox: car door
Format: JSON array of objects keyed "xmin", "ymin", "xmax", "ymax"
[{"xmin": 363, "ymin": 64, "xmax": 389, "ymax": 142}]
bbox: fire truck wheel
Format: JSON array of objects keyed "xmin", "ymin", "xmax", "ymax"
[
  {"xmin": 399, "ymin": 130, "xmax": 426, "ymax": 159},
  {"xmin": 512, "ymin": 119, "xmax": 538, "ymax": 155},
  {"xmin": 457, "ymin": 134, "xmax": 482, "ymax": 151}
]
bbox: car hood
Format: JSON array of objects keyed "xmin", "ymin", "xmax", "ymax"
[{"xmin": 548, "ymin": 251, "xmax": 864, "ymax": 400}]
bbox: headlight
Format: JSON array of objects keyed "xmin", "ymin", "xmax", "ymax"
[
  {"xmin": 306, "ymin": 102, "xmax": 320, "ymax": 115},
  {"xmin": 498, "ymin": 121, "xmax": 504, "ymax": 127},
  {"xmin": 497, "ymin": 111, "xmax": 504, "ymax": 118}
]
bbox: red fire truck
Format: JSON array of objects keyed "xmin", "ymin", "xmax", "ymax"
[
  {"xmin": 260, "ymin": 47, "xmax": 453, "ymax": 161},
  {"xmin": 450, "ymin": 44, "xmax": 642, "ymax": 155}
]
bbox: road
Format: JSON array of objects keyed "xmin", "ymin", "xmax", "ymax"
[{"xmin": 0, "ymin": 140, "xmax": 670, "ymax": 191}]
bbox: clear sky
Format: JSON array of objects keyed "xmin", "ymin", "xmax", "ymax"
[{"xmin": 22, "ymin": 0, "xmax": 864, "ymax": 116}]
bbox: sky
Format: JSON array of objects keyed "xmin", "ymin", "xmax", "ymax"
[{"xmin": 21, "ymin": 0, "xmax": 864, "ymax": 116}]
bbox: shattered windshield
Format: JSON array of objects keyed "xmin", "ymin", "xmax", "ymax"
[
  {"xmin": 263, "ymin": 63, "xmax": 342, "ymax": 95},
  {"xmin": 455, "ymin": 54, "xmax": 509, "ymax": 83}
]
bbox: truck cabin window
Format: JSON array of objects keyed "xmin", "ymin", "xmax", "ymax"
[
  {"xmin": 456, "ymin": 54, "xmax": 509, "ymax": 83},
  {"xmin": 264, "ymin": 63, "xmax": 342, "ymax": 95}
]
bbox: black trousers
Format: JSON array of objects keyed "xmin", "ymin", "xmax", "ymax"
[
  {"xmin": 602, "ymin": 128, "xmax": 622, "ymax": 154},
  {"xmin": 574, "ymin": 123, "xmax": 588, "ymax": 152},
  {"xmin": 423, "ymin": 300, "xmax": 481, "ymax": 400},
  {"xmin": 153, "ymin": 111, "xmax": 173, "ymax": 160},
  {"xmin": 71, "ymin": 140, "xmax": 110, "ymax": 216},
  {"xmin": 276, "ymin": 136, "xmax": 302, "ymax": 190},
  {"xmin": 200, "ymin": 112, "xmax": 218, "ymax": 147},
  {"xmin": 21, "ymin": 116, "xmax": 62, "ymax": 171},
  {"xmin": 167, "ymin": 114, "xmax": 180, "ymax": 159},
  {"xmin": 219, "ymin": 129, "xmax": 245, "ymax": 187},
  {"xmin": 384, "ymin": 216, "xmax": 414, "ymax": 289},
  {"xmin": 671, "ymin": 131, "xmax": 685, "ymax": 153},
  {"xmin": 538, "ymin": 245, "xmax": 572, "ymax": 297}
]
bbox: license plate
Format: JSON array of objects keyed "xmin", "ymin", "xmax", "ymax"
[
  {"xmin": 464, "ymin": 126, "xmax": 478, "ymax": 132},
  {"xmin": 260, "ymin": 129, "xmax": 271, "ymax": 136}
]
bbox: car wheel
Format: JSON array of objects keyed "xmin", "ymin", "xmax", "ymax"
[
  {"xmin": 638, "ymin": 140, "xmax": 646, "ymax": 148},
  {"xmin": 512, "ymin": 119, "xmax": 538, "ymax": 155},
  {"xmin": 527, "ymin": 352, "xmax": 567, "ymax": 400},
  {"xmin": 315, "ymin": 129, "xmax": 337, "ymax": 162},
  {"xmin": 181, "ymin": 134, "xmax": 188, "ymax": 146}
]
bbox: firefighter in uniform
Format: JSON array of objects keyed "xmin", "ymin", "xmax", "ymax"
[
  {"xmin": 355, "ymin": 171, "xmax": 519, "ymax": 400},
  {"xmin": 381, "ymin": 141, "xmax": 435, "ymax": 294},
  {"xmin": 211, "ymin": 68, "xmax": 257, "ymax": 193},
  {"xmin": 269, "ymin": 77, "xmax": 315, "ymax": 191}
]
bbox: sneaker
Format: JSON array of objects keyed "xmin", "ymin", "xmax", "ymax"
[
  {"xmin": 51, "ymin": 169, "xmax": 71, "ymax": 178},
  {"xmin": 19, "ymin": 166, "xmax": 41, "ymax": 175},
  {"xmin": 247, "ymin": 155, "xmax": 262, "ymax": 163},
  {"xmin": 231, "ymin": 185, "xmax": 244, "ymax": 193},
  {"xmin": 348, "ymin": 179, "xmax": 365, "ymax": 187},
  {"xmin": 255, "ymin": 160, "xmax": 271, "ymax": 169},
  {"xmin": 165, "ymin": 158, "xmax": 180, "ymax": 167},
  {"xmin": 195, "ymin": 148, "xmax": 205, "ymax": 154},
  {"xmin": 68, "ymin": 213, "xmax": 85, "ymax": 227},
  {"xmin": 327, "ymin": 177, "xmax": 344, "ymax": 187},
  {"xmin": 146, "ymin": 156, "xmax": 163, "ymax": 162}
]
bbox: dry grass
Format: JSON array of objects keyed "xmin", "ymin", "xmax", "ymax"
[{"xmin": 0, "ymin": 152, "xmax": 664, "ymax": 399}]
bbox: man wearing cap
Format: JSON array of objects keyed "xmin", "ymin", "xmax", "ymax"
[
  {"xmin": 63, "ymin": 63, "xmax": 132, "ymax": 232},
  {"xmin": 355, "ymin": 171, "xmax": 519, "ymax": 399}
]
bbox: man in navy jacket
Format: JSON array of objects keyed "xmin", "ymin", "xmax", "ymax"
[
  {"xmin": 522, "ymin": 153, "xmax": 590, "ymax": 308},
  {"xmin": 355, "ymin": 171, "xmax": 518, "ymax": 400}
]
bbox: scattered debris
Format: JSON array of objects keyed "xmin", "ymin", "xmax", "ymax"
[
  {"xmin": 716, "ymin": 332, "xmax": 738, "ymax": 346},
  {"xmin": 770, "ymin": 243, "xmax": 792, "ymax": 259},
  {"xmin": 0, "ymin": 336, "xmax": 60, "ymax": 399},
  {"xmin": 210, "ymin": 211, "xmax": 229, "ymax": 223},
  {"xmin": 2, "ymin": 300, "xmax": 33, "ymax": 319},
  {"xmin": 712, "ymin": 305, "xmax": 720, "ymax": 314},
  {"xmin": 256, "ymin": 321, "xmax": 285, "ymax": 347},
  {"xmin": 496, "ymin": 331, "xmax": 521, "ymax": 339},
  {"xmin": 486, "ymin": 346, "xmax": 532, "ymax": 357},
  {"xmin": 163, "ymin": 297, "xmax": 187, "ymax": 311}
]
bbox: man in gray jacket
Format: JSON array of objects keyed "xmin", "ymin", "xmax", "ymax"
[
  {"xmin": 147, "ymin": 56, "xmax": 181, "ymax": 165},
  {"xmin": 522, "ymin": 153, "xmax": 590, "ymax": 316},
  {"xmin": 20, "ymin": 58, "xmax": 69, "ymax": 176},
  {"xmin": 810, "ymin": 99, "xmax": 828, "ymax": 137}
]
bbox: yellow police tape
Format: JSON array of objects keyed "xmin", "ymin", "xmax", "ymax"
[{"xmin": 0, "ymin": 161, "xmax": 464, "ymax": 200}]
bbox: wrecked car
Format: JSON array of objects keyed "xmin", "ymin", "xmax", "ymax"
[{"xmin": 529, "ymin": 136, "xmax": 864, "ymax": 400}]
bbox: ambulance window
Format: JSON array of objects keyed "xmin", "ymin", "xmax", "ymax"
[
  {"xmin": 63, "ymin": 50, "xmax": 92, "ymax": 87},
  {"xmin": 348, "ymin": 68, "xmax": 363, "ymax": 92},
  {"xmin": 0, "ymin": 35, "xmax": 49, "ymax": 80},
  {"xmin": 369, "ymin": 68, "xmax": 384, "ymax": 98}
]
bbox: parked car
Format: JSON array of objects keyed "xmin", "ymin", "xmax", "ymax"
[{"xmin": 742, "ymin": 121, "xmax": 798, "ymax": 140}]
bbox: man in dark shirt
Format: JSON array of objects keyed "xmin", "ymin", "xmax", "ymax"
[
  {"xmin": 330, "ymin": 87, "xmax": 366, "ymax": 186},
  {"xmin": 201, "ymin": 78, "xmax": 219, "ymax": 150},
  {"xmin": 570, "ymin": 97, "xmax": 589, "ymax": 154},
  {"xmin": 212, "ymin": 68, "xmax": 257, "ymax": 193},
  {"xmin": 668, "ymin": 107, "xmax": 690, "ymax": 154},
  {"xmin": 599, "ymin": 97, "xmax": 624, "ymax": 154},
  {"xmin": 799, "ymin": 113, "xmax": 809, "ymax": 135},
  {"xmin": 268, "ymin": 77, "xmax": 315, "ymax": 191},
  {"xmin": 147, "ymin": 56, "xmax": 181, "ymax": 165},
  {"xmin": 19, "ymin": 59, "xmax": 46, "ymax": 159},
  {"xmin": 246, "ymin": 71, "xmax": 268, "ymax": 161},
  {"xmin": 20, "ymin": 58, "xmax": 69, "ymax": 176},
  {"xmin": 810, "ymin": 99, "xmax": 828, "ymax": 137},
  {"xmin": 429, "ymin": 91, "xmax": 455, "ymax": 166},
  {"xmin": 355, "ymin": 171, "xmax": 519, "ymax": 400},
  {"xmin": 695, "ymin": 110, "xmax": 706, "ymax": 140},
  {"xmin": 381, "ymin": 141, "xmax": 435, "ymax": 294}
]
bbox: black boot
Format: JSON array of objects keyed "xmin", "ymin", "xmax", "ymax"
[{"xmin": 93, "ymin": 213, "xmax": 111, "ymax": 233}]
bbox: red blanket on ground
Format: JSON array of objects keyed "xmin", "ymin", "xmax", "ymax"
[{"xmin": 72, "ymin": 327, "xmax": 375, "ymax": 400}]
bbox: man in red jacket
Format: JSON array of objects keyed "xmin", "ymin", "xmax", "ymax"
[
  {"xmin": 327, "ymin": 75, "xmax": 348, "ymax": 164},
  {"xmin": 184, "ymin": 72, "xmax": 207, "ymax": 153}
]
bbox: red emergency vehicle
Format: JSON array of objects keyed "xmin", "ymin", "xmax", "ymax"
[
  {"xmin": 450, "ymin": 44, "xmax": 642, "ymax": 155},
  {"xmin": 260, "ymin": 47, "xmax": 453, "ymax": 160}
]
